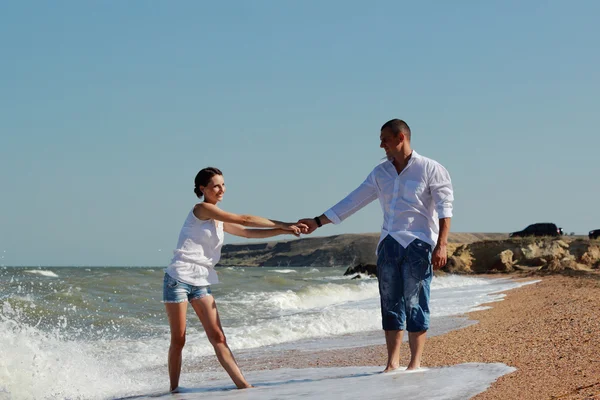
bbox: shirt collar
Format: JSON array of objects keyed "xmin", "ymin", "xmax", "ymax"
[{"xmin": 386, "ymin": 150, "xmax": 419, "ymax": 165}]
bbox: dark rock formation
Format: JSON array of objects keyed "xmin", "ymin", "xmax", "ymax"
[
  {"xmin": 219, "ymin": 234, "xmax": 380, "ymax": 267},
  {"xmin": 344, "ymin": 263, "xmax": 377, "ymax": 277}
]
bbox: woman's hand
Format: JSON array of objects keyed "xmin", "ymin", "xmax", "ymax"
[
  {"xmin": 283, "ymin": 228, "xmax": 301, "ymax": 238},
  {"xmin": 281, "ymin": 222, "xmax": 309, "ymax": 235}
]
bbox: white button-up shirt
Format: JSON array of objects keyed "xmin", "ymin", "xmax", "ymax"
[{"xmin": 324, "ymin": 151, "xmax": 453, "ymax": 250}]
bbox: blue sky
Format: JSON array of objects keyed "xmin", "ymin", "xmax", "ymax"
[{"xmin": 1, "ymin": 1, "xmax": 598, "ymax": 266}]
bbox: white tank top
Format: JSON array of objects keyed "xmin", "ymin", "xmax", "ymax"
[{"xmin": 165, "ymin": 208, "xmax": 223, "ymax": 286}]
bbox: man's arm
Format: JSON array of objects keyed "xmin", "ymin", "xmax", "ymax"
[
  {"xmin": 432, "ymin": 217, "xmax": 451, "ymax": 269},
  {"xmin": 298, "ymin": 173, "xmax": 377, "ymax": 234},
  {"xmin": 429, "ymin": 162, "xmax": 454, "ymax": 269}
]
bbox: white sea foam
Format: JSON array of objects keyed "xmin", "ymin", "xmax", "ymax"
[
  {"xmin": 0, "ymin": 310, "xmax": 150, "ymax": 400},
  {"xmin": 4, "ymin": 294, "xmax": 35, "ymax": 304},
  {"xmin": 262, "ymin": 281, "xmax": 379, "ymax": 311},
  {"xmin": 223, "ymin": 267, "xmax": 245, "ymax": 271},
  {"xmin": 23, "ymin": 270, "xmax": 59, "ymax": 278},
  {"xmin": 430, "ymin": 278, "xmax": 540, "ymax": 318},
  {"xmin": 270, "ymin": 269, "xmax": 297, "ymax": 273},
  {"xmin": 431, "ymin": 274, "xmax": 491, "ymax": 289},
  {"xmin": 116, "ymin": 364, "xmax": 516, "ymax": 400}
]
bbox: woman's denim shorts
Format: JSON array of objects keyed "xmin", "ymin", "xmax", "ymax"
[{"xmin": 162, "ymin": 273, "xmax": 212, "ymax": 303}]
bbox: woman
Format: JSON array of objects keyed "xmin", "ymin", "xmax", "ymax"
[{"xmin": 163, "ymin": 167, "xmax": 306, "ymax": 392}]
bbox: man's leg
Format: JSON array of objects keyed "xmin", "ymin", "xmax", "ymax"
[
  {"xmin": 384, "ymin": 330, "xmax": 403, "ymax": 372},
  {"xmin": 403, "ymin": 239, "xmax": 433, "ymax": 370},
  {"xmin": 377, "ymin": 236, "xmax": 407, "ymax": 372},
  {"xmin": 407, "ymin": 331, "xmax": 427, "ymax": 370}
]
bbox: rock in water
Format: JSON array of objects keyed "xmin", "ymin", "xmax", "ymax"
[{"xmin": 344, "ymin": 263, "xmax": 377, "ymax": 277}]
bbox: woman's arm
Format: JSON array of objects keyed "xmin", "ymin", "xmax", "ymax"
[
  {"xmin": 195, "ymin": 203, "xmax": 302, "ymax": 231},
  {"xmin": 223, "ymin": 223, "xmax": 299, "ymax": 239}
]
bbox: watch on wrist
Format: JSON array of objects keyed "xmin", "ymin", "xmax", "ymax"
[{"xmin": 313, "ymin": 216, "xmax": 322, "ymax": 228}]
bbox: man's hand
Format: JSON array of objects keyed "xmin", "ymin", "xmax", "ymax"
[
  {"xmin": 432, "ymin": 243, "xmax": 447, "ymax": 270},
  {"xmin": 297, "ymin": 218, "xmax": 318, "ymax": 234}
]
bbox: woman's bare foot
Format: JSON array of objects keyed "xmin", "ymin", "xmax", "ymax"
[{"xmin": 237, "ymin": 383, "xmax": 254, "ymax": 389}]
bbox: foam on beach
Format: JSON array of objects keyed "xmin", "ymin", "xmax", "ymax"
[{"xmin": 114, "ymin": 364, "xmax": 516, "ymax": 400}]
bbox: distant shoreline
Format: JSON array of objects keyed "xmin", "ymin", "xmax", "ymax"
[
  {"xmin": 218, "ymin": 232, "xmax": 509, "ymax": 268},
  {"xmin": 4, "ymin": 232, "xmax": 595, "ymax": 268},
  {"xmin": 219, "ymin": 232, "xmax": 597, "ymax": 274}
]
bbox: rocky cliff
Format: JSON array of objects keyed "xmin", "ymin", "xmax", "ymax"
[
  {"xmin": 219, "ymin": 233, "xmax": 380, "ymax": 267},
  {"xmin": 445, "ymin": 237, "xmax": 600, "ymax": 273},
  {"xmin": 218, "ymin": 232, "xmax": 507, "ymax": 267},
  {"xmin": 220, "ymin": 233, "xmax": 600, "ymax": 274}
]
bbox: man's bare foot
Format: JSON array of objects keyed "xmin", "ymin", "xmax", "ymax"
[
  {"xmin": 406, "ymin": 363, "xmax": 421, "ymax": 370},
  {"xmin": 382, "ymin": 364, "xmax": 400, "ymax": 373}
]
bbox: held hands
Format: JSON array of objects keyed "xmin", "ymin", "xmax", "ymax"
[
  {"xmin": 296, "ymin": 218, "xmax": 319, "ymax": 234},
  {"xmin": 282, "ymin": 222, "xmax": 310, "ymax": 237},
  {"xmin": 280, "ymin": 216, "xmax": 323, "ymax": 237}
]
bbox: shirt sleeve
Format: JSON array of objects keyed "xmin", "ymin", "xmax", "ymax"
[
  {"xmin": 429, "ymin": 163, "xmax": 454, "ymax": 219},
  {"xmin": 324, "ymin": 172, "xmax": 378, "ymax": 224}
]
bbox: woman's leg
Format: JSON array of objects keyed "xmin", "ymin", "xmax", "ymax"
[
  {"xmin": 190, "ymin": 296, "xmax": 252, "ymax": 389},
  {"xmin": 165, "ymin": 302, "xmax": 188, "ymax": 392}
]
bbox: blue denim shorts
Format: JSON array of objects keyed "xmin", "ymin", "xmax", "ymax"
[
  {"xmin": 376, "ymin": 235, "xmax": 433, "ymax": 332},
  {"xmin": 162, "ymin": 273, "xmax": 212, "ymax": 303}
]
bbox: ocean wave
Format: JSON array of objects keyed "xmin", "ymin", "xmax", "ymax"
[
  {"xmin": 304, "ymin": 274, "xmax": 376, "ymax": 281},
  {"xmin": 181, "ymin": 305, "xmax": 382, "ymax": 359},
  {"xmin": 223, "ymin": 281, "xmax": 380, "ymax": 313},
  {"xmin": 23, "ymin": 270, "xmax": 59, "ymax": 278},
  {"xmin": 431, "ymin": 274, "xmax": 493, "ymax": 289},
  {"xmin": 0, "ymin": 315, "xmax": 157, "ymax": 400}
]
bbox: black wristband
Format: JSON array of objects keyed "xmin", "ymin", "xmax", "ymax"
[{"xmin": 314, "ymin": 216, "xmax": 322, "ymax": 227}]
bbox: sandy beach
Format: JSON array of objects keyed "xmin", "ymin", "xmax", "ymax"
[{"xmin": 231, "ymin": 272, "xmax": 600, "ymax": 399}]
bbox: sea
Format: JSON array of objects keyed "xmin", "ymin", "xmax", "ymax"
[{"xmin": 0, "ymin": 266, "xmax": 538, "ymax": 400}]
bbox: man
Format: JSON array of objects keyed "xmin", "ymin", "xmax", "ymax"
[{"xmin": 299, "ymin": 119, "xmax": 453, "ymax": 372}]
